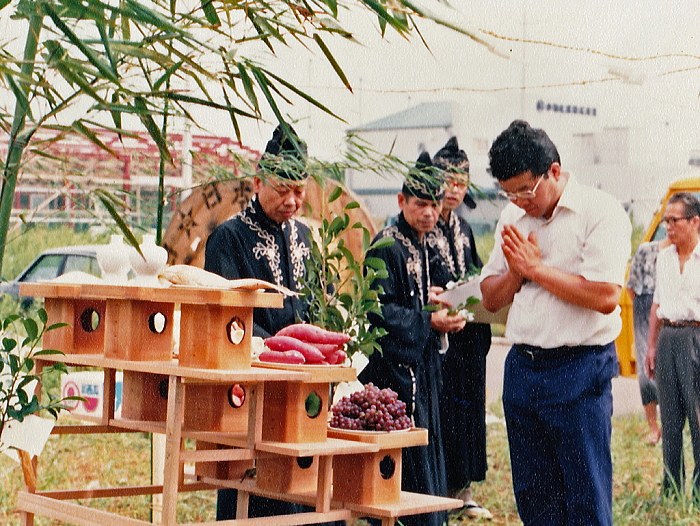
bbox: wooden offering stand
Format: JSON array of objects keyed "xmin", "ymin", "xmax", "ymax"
[{"xmin": 17, "ymin": 281, "xmax": 461, "ymax": 526}]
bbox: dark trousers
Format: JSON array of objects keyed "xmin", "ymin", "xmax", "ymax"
[
  {"xmin": 502, "ymin": 342, "xmax": 618, "ymax": 526},
  {"xmin": 656, "ymin": 325, "xmax": 700, "ymax": 496}
]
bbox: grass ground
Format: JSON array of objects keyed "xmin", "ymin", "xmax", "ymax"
[{"xmin": 2, "ymin": 406, "xmax": 700, "ymax": 525}]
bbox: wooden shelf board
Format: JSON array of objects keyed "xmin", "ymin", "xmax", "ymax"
[
  {"xmin": 340, "ymin": 491, "xmax": 464, "ymax": 518},
  {"xmin": 109, "ymin": 418, "xmax": 167, "ymax": 434},
  {"xmin": 327, "ymin": 427, "xmax": 429, "ymax": 448},
  {"xmin": 35, "ymin": 354, "xmax": 311, "ymax": 382},
  {"xmin": 35, "ymin": 481, "xmax": 214, "ymax": 501},
  {"xmin": 186, "ymin": 509, "xmax": 352, "ymax": 526},
  {"xmin": 196, "ymin": 478, "xmax": 461, "ymax": 522},
  {"xmin": 251, "ymin": 362, "xmax": 357, "ymax": 382},
  {"xmin": 256, "ymin": 437, "xmax": 378, "ymax": 457},
  {"xmin": 20, "ymin": 489, "xmax": 348, "ymax": 526},
  {"xmin": 200, "ymin": 476, "xmax": 318, "ymax": 506},
  {"xmin": 20, "ymin": 281, "xmax": 284, "ymax": 308},
  {"xmin": 17, "ymin": 491, "xmax": 151, "ymax": 526},
  {"xmin": 110, "ymin": 420, "xmax": 254, "ymax": 442},
  {"xmin": 180, "ymin": 430, "xmax": 250, "ymax": 448},
  {"xmin": 37, "ymin": 484, "xmax": 164, "ymax": 500},
  {"xmin": 180, "ymin": 447, "xmax": 256, "ymax": 464},
  {"xmin": 52, "ymin": 423, "xmax": 132, "ymax": 435}
]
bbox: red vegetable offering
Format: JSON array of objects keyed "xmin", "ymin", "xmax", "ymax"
[
  {"xmin": 310, "ymin": 342, "xmax": 341, "ymax": 355},
  {"xmin": 264, "ymin": 335, "xmax": 326, "ymax": 363},
  {"xmin": 276, "ymin": 323, "xmax": 351, "ymax": 346},
  {"xmin": 258, "ymin": 349, "xmax": 306, "ymax": 365},
  {"xmin": 327, "ymin": 349, "xmax": 348, "ymax": 365}
]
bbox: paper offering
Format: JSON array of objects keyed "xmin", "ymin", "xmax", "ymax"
[
  {"xmin": 436, "ymin": 278, "xmax": 510, "ymax": 325},
  {"xmin": 0, "ymin": 415, "xmax": 55, "ymax": 462}
]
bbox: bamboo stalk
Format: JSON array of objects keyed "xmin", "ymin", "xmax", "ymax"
[{"xmin": 0, "ymin": 5, "xmax": 44, "ymax": 275}]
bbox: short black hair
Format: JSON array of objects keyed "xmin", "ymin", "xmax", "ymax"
[
  {"xmin": 488, "ymin": 120, "xmax": 560, "ymax": 181},
  {"xmin": 668, "ymin": 192, "xmax": 700, "ymax": 219}
]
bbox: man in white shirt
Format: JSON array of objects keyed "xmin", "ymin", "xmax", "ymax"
[
  {"xmin": 480, "ymin": 120, "xmax": 631, "ymax": 526},
  {"xmin": 645, "ymin": 192, "xmax": 700, "ymax": 500}
]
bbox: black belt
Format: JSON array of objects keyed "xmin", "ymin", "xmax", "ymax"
[
  {"xmin": 513, "ymin": 343, "xmax": 603, "ymax": 362},
  {"xmin": 661, "ymin": 319, "xmax": 700, "ymax": 328}
]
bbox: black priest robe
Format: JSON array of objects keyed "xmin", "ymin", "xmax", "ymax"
[
  {"xmin": 204, "ymin": 195, "xmax": 311, "ymax": 337},
  {"xmin": 426, "ymin": 211, "xmax": 492, "ymax": 493},
  {"xmin": 359, "ymin": 212, "xmax": 448, "ymax": 526}
]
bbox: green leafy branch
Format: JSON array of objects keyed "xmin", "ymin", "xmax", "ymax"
[
  {"xmin": 299, "ymin": 182, "xmax": 389, "ymax": 358},
  {"xmin": 0, "ymin": 308, "xmax": 77, "ymax": 444}
]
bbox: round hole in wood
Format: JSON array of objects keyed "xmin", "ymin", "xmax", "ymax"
[
  {"xmin": 379, "ymin": 455, "xmax": 396, "ymax": 480},
  {"xmin": 226, "ymin": 317, "xmax": 245, "ymax": 345},
  {"xmin": 227, "ymin": 384, "xmax": 246, "ymax": 408},
  {"xmin": 158, "ymin": 379, "xmax": 169, "ymax": 400},
  {"xmin": 79, "ymin": 308, "xmax": 100, "ymax": 333},
  {"xmin": 148, "ymin": 312, "xmax": 167, "ymax": 334},
  {"xmin": 305, "ymin": 391, "xmax": 322, "ymax": 419},
  {"xmin": 297, "ymin": 456, "xmax": 314, "ymax": 470}
]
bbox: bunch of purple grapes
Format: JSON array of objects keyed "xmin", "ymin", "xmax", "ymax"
[{"xmin": 330, "ymin": 383, "xmax": 412, "ymax": 431}]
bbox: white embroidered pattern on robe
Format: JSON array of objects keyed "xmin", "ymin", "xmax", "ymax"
[
  {"xmin": 427, "ymin": 213, "xmax": 470, "ymax": 278},
  {"xmin": 385, "ymin": 226, "xmax": 425, "ymax": 306},
  {"xmin": 240, "ymin": 208, "xmax": 284, "ymax": 286},
  {"xmin": 287, "ymin": 221, "xmax": 310, "ymax": 290}
]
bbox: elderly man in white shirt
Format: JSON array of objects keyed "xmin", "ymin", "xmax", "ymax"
[{"xmin": 646, "ymin": 192, "xmax": 700, "ymax": 500}]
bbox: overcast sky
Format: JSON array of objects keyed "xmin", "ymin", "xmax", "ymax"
[
  {"xmin": 1, "ymin": 0, "xmax": 698, "ymax": 164},
  {"xmin": 159, "ymin": 0, "xmax": 697, "ymax": 179}
]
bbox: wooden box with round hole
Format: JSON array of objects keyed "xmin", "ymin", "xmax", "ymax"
[
  {"xmin": 184, "ymin": 383, "xmax": 250, "ymax": 434},
  {"xmin": 194, "ymin": 441, "xmax": 254, "ymax": 481},
  {"xmin": 42, "ymin": 296, "xmax": 107, "ymax": 355},
  {"xmin": 328, "ymin": 427, "xmax": 429, "ymax": 506},
  {"xmin": 103, "ymin": 299, "xmax": 174, "ymax": 361},
  {"xmin": 261, "ymin": 381, "xmax": 328, "ymax": 443},
  {"xmin": 255, "ymin": 454, "xmax": 319, "ymax": 493},
  {"xmin": 178, "ymin": 304, "xmax": 253, "ymax": 370},
  {"xmin": 120, "ymin": 371, "xmax": 169, "ymax": 422}
]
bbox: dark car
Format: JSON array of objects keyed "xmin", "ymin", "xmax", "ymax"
[{"xmin": 0, "ymin": 245, "xmax": 102, "ymax": 305}]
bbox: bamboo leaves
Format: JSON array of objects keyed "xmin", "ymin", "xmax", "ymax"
[
  {"xmin": 0, "ymin": 0, "xmax": 470, "ymax": 275},
  {"xmin": 313, "ymin": 33, "xmax": 352, "ymax": 93}
]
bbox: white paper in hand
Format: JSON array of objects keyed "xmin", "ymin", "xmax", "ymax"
[{"xmin": 436, "ymin": 279, "xmax": 510, "ymax": 325}]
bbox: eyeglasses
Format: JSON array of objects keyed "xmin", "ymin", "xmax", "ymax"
[
  {"xmin": 661, "ymin": 215, "xmax": 693, "ymax": 227},
  {"xmin": 446, "ymin": 179, "xmax": 469, "ymax": 190},
  {"xmin": 498, "ymin": 175, "xmax": 544, "ymax": 201}
]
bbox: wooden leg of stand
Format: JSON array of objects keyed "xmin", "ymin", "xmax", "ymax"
[
  {"xmin": 19, "ymin": 509, "xmax": 35, "ymax": 526},
  {"xmin": 102, "ymin": 368, "xmax": 117, "ymax": 424},
  {"xmin": 162, "ymin": 375, "xmax": 185, "ymax": 525},
  {"xmin": 316, "ymin": 455, "xmax": 332, "ymax": 512},
  {"xmin": 19, "ymin": 450, "xmax": 36, "ymax": 526},
  {"xmin": 247, "ymin": 382, "xmax": 264, "ymax": 449},
  {"xmin": 236, "ymin": 489, "xmax": 250, "ymax": 519},
  {"xmin": 19, "ymin": 450, "xmax": 36, "ymax": 492}
]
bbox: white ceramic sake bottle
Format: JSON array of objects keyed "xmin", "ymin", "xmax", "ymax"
[
  {"xmin": 129, "ymin": 234, "xmax": 168, "ymax": 287},
  {"xmin": 96, "ymin": 234, "xmax": 131, "ymax": 284}
]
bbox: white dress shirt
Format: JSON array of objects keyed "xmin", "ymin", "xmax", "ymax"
[
  {"xmin": 481, "ymin": 176, "xmax": 632, "ymax": 348},
  {"xmin": 654, "ymin": 242, "xmax": 700, "ymax": 322}
]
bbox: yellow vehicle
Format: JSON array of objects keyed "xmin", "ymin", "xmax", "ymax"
[{"xmin": 616, "ymin": 174, "xmax": 700, "ymax": 377}]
